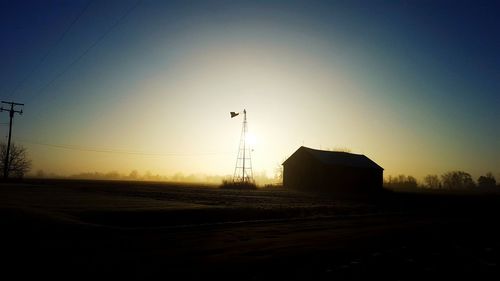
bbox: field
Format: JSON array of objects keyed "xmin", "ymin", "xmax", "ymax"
[{"xmin": 2, "ymin": 179, "xmax": 500, "ymax": 280}]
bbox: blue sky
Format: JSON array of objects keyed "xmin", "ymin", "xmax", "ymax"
[{"xmin": 0, "ymin": 0, "xmax": 499, "ymax": 181}]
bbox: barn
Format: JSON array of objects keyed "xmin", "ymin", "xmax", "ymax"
[{"xmin": 282, "ymin": 146, "xmax": 383, "ymax": 192}]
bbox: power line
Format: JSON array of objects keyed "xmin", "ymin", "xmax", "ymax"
[
  {"xmin": 26, "ymin": 0, "xmax": 143, "ymax": 101},
  {"xmin": 7, "ymin": 0, "xmax": 93, "ymax": 99},
  {"xmin": 18, "ymin": 139, "xmax": 234, "ymax": 157}
]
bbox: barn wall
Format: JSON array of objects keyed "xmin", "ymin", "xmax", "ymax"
[
  {"xmin": 283, "ymin": 149, "xmax": 318, "ymax": 190},
  {"xmin": 284, "ymin": 148, "xmax": 383, "ymax": 192},
  {"xmin": 285, "ymin": 160, "xmax": 383, "ymax": 191},
  {"xmin": 321, "ymin": 166, "xmax": 383, "ymax": 191}
]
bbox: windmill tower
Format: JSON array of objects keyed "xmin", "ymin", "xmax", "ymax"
[{"xmin": 230, "ymin": 109, "xmax": 254, "ymax": 184}]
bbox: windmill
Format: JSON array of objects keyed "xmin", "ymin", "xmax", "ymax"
[{"xmin": 230, "ymin": 109, "xmax": 254, "ymax": 184}]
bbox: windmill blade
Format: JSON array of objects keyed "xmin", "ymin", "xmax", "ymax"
[{"xmin": 230, "ymin": 112, "xmax": 239, "ymax": 118}]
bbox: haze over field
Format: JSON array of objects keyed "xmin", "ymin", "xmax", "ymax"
[{"xmin": 1, "ymin": 0, "xmax": 499, "ymax": 181}]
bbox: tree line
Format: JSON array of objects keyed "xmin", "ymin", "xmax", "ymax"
[
  {"xmin": 385, "ymin": 171, "xmax": 498, "ymax": 190},
  {"xmin": 1, "ymin": 142, "xmax": 498, "ymax": 190}
]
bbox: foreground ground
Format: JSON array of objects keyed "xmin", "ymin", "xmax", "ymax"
[{"xmin": 1, "ymin": 179, "xmax": 500, "ymax": 280}]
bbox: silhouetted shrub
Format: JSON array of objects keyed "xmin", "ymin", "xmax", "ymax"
[
  {"xmin": 263, "ymin": 183, "xmax": 283, "ymax": 189},
  {"xmin": 220, "ymin": 180, "xmax": 257, "ymax": 190},
  {"xmin": 478, "ymin": 172, "xmax": 496, "ymax": 189}
]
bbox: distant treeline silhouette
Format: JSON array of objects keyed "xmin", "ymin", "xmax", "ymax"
[
  {"xmin": 385, "ymin": 171, "xmax": 498, "ymax": 190},
  {"xmin": 32, "ymin": 169, "xmax": 280, "ymax": 185},
  {"xmin": 30, "ymin": 168, "xmax": 498, "ymax": 190}
]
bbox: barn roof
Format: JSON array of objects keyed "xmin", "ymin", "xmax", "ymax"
[{"xmin": 284, "ymin": 146, "xmax": 383, "ymax": 170}]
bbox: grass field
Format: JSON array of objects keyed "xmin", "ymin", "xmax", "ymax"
[{"xmin": 2, "ymin": 179, "xmax": 500, "ymax": 280}]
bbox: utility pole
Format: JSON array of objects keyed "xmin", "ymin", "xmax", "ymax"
[{"xmin": 0, "ymin": 101, "xmax": 24, "ymax": 179}]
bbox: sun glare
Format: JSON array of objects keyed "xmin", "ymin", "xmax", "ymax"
[{"xmin": 246, "ymin": 134, "xmax": 257, "ymax": 147}]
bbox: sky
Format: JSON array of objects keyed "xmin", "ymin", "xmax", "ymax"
[{"xmin": 0, "ymin": 0, "xmax": 499, "ymax": 182}]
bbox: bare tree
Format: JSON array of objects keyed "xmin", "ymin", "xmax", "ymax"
[
  {"xmin": 128, "ymin": 170, "xmax": 139, "ymax": 180},
  {"xmin": 441, "ymin": 171, "xmax": 475, "ymax": 189},
  {"xmin": 36, "ymin": 169, "xmax": 45, "ymax": 178},
  {"xmin": 478, "ymin": 172, "xmax": 496, "ymax": 188},
  {"xmin": 274, "ymin": 163, "xmax": 283, "ymax": 183},
  {"xmin": 0, "ymin": 142, "xmax": 31, "ymax": 178},
  {"xmin": 424, "ymin": 174, "xmax": 441, "ymax": 189},
  {"xmin": 385, "ymin": 174, "xmax": 418, "ymax": 189}
]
